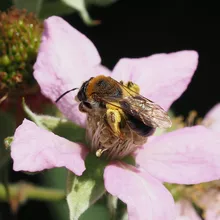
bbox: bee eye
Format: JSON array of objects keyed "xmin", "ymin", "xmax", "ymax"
[{"xmin": 77, "ymin": 90, "xmax": 86, "ymax": 101}]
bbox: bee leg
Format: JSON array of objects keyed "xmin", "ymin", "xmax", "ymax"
[
  {"xmin": 126, "ymin": 81, "xmax": 140, "ymax": 94},
  {"xmin": 106, "ymin": 109, "xmax": 122, "ymax": 138}
]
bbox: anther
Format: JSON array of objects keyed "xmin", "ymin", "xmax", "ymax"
[{"xmin": 96, "ymin": 148, "xmax": 107, "ymax": 157}]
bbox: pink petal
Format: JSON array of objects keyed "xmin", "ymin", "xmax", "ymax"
[
  {"xmin": 175, "ymin": 200, "xmax": 202, "ymax": 220},
  {"xmin": 205, "ymin": 205, "xmax": 220, "ymax": 220},
  {"xmin": 104, "ymin": 163, "xmax": 175, "ymax": 220},
  {"xmin": 34, "ymin": 16, "xmax": 102, "ymax": 127},
  {"xmin": 135, "ymin": 126, "xmax": 220, "ymax": 184},
  {"xmin": 11, "ymin": 119, "xmax": 88, "ymax": 175},
  {"xmin": 111, "ymin": 51, "xmax": 198, "ymax": 110},
  {"xmin": 199, "ymin": 189, "xmax": 220, "ymax": 220},
  {"xmin": 95, "ymin": 65, "xmax": 111, "ymax": 76},
  {"xmin": 203, "ymin": 103, "xmax": 220, "ymax": 132}
]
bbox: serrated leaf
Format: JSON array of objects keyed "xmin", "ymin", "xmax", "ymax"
[
  {"xmin": 14, "ymin": 0, "xmax": 43, "ymax": 15},
  {"xmin": 22, "ymin": 99, "xmax": 86, "ymax": 143},
  {"xmin": 67, "ymin": 154, "xmax": 107, "ymax": 220}
]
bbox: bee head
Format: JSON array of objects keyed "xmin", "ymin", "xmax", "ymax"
[
  {"xmin": 55, "ymin": 77, "xmax": 95, "ymax": 104},
  {"xmin": 77, "ymin": 77, "xmax": 94, "ymax": 101}
]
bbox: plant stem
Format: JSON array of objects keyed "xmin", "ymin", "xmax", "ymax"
[{"xmin": 0, "ymin": 182, "xmax": 65, "ymax": 202}]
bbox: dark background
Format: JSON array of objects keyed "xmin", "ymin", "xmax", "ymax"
[
  {"xmin": 69, "ymin": 0, "xmax": 220, "ymax": 117},
  {"xmin": 1, "ymin": 0, "xmax": 220, "ymax": 219}
]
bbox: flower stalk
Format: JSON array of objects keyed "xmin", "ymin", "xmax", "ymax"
[{"xmin": 0, "ymin": 182, "xmax": 65, "ymax": 202}]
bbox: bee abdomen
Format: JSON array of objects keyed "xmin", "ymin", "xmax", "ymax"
[{"xmin": 126, "ymin": 115, "xmax": 155, "ymax": 137}]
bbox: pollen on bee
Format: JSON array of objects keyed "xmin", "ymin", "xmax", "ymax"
[{"xmin": 85, "ymin": 108, "xmax": 148, "ymax": 160}]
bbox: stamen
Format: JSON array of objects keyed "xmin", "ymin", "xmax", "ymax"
[
  {"xmin": 96, "ymin": 148, "xmax": 107, "ymax": 157},
  {"xmin": 186, "ymin": 110, "xmax": 198, "ymax": 126},
  {"xmin": 172, "ymin": 110, "xmax": 203, "ymax": 129}
]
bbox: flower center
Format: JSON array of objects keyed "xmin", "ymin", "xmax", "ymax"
[
  {"xmin": 75, "ymin": 77, "xmax": 168, "ymax": 160},
  {"xmin": 172, "ymin": 110, "xmax": 202, "ymax": 129},
  {"xmin": 85, "ymin": 107, "xmax": 148, "ymax": 160}
]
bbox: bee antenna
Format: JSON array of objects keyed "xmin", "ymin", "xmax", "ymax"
[{"xmin": 55, "ymin": 88, "xmax": 78, "ymax": 103}]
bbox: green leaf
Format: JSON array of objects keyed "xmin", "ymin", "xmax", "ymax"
[
  {"xmin": 80, "ymin": 204, "xmax": 110, "ymax": 220},
  {"xmin": 39, "ymin": 0, "xmax": 117, "ymax": 23},
  {"xmin": 85, "ymin": 0, "xmax": 117, "ymax": 7},
  {"xmin": 40, "ymin": 115, "xmax": 86, "ymax": 143},
  {"xmin": 22, "ymin": 99, "xmax": 86, "ymax": 143},
  {"xmin": 22, "ymin": 98, "xmax": 45, "ymax": 128},
  {"xmin": 61, "ymin": 0, "xmax": 100, "ymax": 25},
  {"xmin": 42, "ymin": 168, "xmax": 69, "ymax": 220},
  {"xmin": 39, "ymin": 0, "xmax": 76, "ymax": 19},
  {"xmin": 67, "ymin": 154, "xmax": 107, "ymax": 220},
  {"xmin": 14, "ymin": 0, "xmax": 44, "ymax": 15},
  {"xmin": 120, "ymin": 211, "xmax": 128, "ymax": 220},
  {"xmin": 107, "ymin": 194, "xmax": 117, "ymax": 220}
]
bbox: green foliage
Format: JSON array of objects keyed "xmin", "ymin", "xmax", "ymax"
[
  {"xmin": 80, "ymin": 204, "xmax": 110, "ymax": 220},
  {"xmin": 40, "ymin": 115, "xmax": 86, "ymax": 143},
  {"xmin": 13, "ymin": 0, "xmax": 117, "ymax": 25},
  {"xmin": 39, "ymin": 0, "xmax": 76, "ymax": 19},
  {"xmin": 86, "ymin": 0, "xmax": 116, "ymax": 7},
  {"xmin": 61, "ymin": 0, "xmax": 98, "ymax": 25},
  {"xmin": 0, "ymin": 0, "xmax": 12, "ymax": 11},
  {"xmin": 0, "ymin": 111, "xmax": 15, "ymax": 145},
  {"xmin": 66, "ymin": 154, "xmax": 107, "ymax": 220},
  {"xmin": 42, "ymin": 168, "xmax": 69, "ymax": 220},
  {"xmin": 0, "ymin": 111, "xmax": 15, "ymax": 171},
  {"xmin": 14, "ymin": 0, "xmax": 43, "ymax": 15},
  {"xmin": 22, "ymin": 99, "xmax": 86, "ymax": 143}
]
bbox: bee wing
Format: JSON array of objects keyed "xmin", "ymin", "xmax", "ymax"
[
  {"xmin": 119, "ymin": 96, "xmax": 172, "ymax": 129},
  {"xmin": 93, "ymin": 77, "xmax": 172, "ymax": 129}
]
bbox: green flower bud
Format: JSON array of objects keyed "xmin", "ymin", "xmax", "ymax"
[{"xmin": 0, "ymin": 7, "xmax": 42, "ymax": 91}]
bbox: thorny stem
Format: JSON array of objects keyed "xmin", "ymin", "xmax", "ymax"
[{"xmin": 0, "ymin": 182, "xmax": 65, "ymax": 202}]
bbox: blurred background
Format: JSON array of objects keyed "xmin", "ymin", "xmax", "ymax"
[{"xmin": 0, "ymin": 0, "xmax": 220, "ymax": 219}]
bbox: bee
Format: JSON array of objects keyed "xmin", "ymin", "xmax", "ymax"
[{"xmin": 57, "ymin": 75, "xmax": 172, "ymax": 139}]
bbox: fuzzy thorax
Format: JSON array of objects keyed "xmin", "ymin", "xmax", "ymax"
[{"xmin": 85, "ymin": 108, "xmax": 148, "ymax": 160}]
